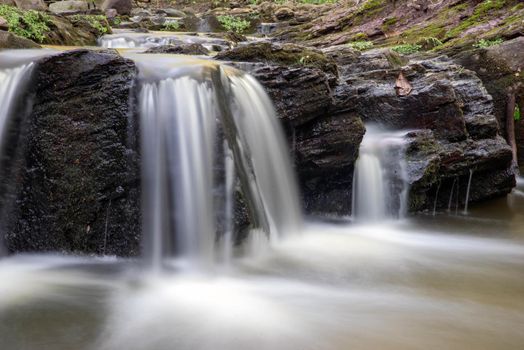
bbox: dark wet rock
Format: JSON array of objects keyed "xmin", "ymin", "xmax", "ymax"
[
  {"xmin": 405, "ymin": 130, "xmax": 514, "ymax": 212},
  {"xmin": 1, "ymin": 49, "xmax": 140, "ymax": 256},
  {"xmin": 0, "ymin": 31, "xmax": 40, "ymax": 49},
  {"xmin": 144, "ymin": 43, "xmax": 209, "ymax": 55},
  {"xmin": 229, "ymin": 62, "xmax": 333, "ymax": 128},
  {"xmin": 295, "ymin": 113, "xmax": 365, "ymax": 215},
  {"xmin": 275, "ymin": 7, "xmax": 294, "ymax": 21},
  {"xmin": 215, "ymin": 41, "xmax": 338, "ymax": 76},
  {"xmin": 453, "ymin": 37, "xmax": 524, "ymax": 170}
]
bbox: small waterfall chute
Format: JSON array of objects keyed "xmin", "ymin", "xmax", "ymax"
[{"xmin": 352, "ymin": 126, "xmax": 409, "ymax": 222}]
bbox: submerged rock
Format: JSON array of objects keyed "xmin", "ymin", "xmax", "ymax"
[{"xmin": 1, "ymin": 49, "xmax": 140, "ymax": 256}]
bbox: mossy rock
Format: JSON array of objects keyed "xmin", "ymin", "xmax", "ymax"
[{"xmin": 215, "ymin": 41, "xmax": 338, "ymax": 76}]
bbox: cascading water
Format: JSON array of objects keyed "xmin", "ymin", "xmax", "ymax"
[
  {"xmin": 135, "ymin": 55, "xmax": 302, "ymax": 270},
  {"xmin": 352, "ymin": 126, "xmax": 409, "ymax": 222},
  {"xmin": 0, "ymin": 50, "xmax": 53, "ymax": 256}
]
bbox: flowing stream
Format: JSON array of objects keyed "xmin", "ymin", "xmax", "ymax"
[{"xmin": 0, "ymin": 44, "xmax": 523, "ymax": 350}]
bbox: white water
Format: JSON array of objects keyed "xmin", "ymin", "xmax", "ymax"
[
  {"xmin": 98, "ymin": 32, "xmax": 230, "ymax": 52},
  {"xmin": 0, "ymin": 50, "xmax": 56, "ymax": 256},
  {"xmin": 136, "ymin": 55, "xmax": 301, "ymax": 269},
  {"xmin": 464, "ymin": 169, "xmax": 474, "ymax": 214},
  {"xmin": 352, "ymin": 126, "xmax": 409, "ymax": 221},
  {"xmin": 0, "ymin": 64, "xmax": 34, "ymax": 152}
]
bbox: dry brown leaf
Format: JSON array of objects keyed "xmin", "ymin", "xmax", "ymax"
[{"xmin": 395, "ymin": 72, "xmax": 412, "ymax": 97}]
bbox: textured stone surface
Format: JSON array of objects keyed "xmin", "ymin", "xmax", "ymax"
[
  {"xmin": 0, "ymin": 31, "xmax": 40, "ymax": 49},
  {"xmin": 1, "ymin": 49, "xmax": 140, "ymax": 256}
]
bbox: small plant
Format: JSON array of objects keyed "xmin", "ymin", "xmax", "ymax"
[
  {"xmin": 515, "ymin": 105, "xmax": 521, "ymax": 122},
  {"xmin": 391, "ymin": 44, "xmax": 422, "ymax": 55},
  {"xmin": 298, "ymin": 55, "xmax": 311, "ymax": 65},
  {"xmin": 0, "ymin": 5, "xmax": 52, "ymax": 43},
  {"xmin": 347, "ymin": 40, "xmax": 374, "ymax": 50},
  {"xmin": 473, "ymin": 37, "xmax": 503, "ymax": 48},
  {"xmin": 417, "ymin": 37, "xmax": 443, "ymax": 50},
  {"xmin": 217, "ymin": 15, "xmax": 250, "ymax": 34},
  {"xmin": 162, "ymin": 21, "xmax": 180, "ymax": 31}
]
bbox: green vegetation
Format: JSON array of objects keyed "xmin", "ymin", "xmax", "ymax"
[
  {"xmin": 473, "ymin": 37, "xmax": 503, "ymax": 48},
  {"xmin": 217, "ymin": 15, "xmax": 250, "ymax": 34},
  {"xmin": 417, "ymin": 37, "xmax": 443, "ymax": 50},
  {"xmin": 162, "ymin": 21, "xmax": 180, "ymax": 31},
  {"xmin": 515, "ymin": 105, "xmax": 521, "ymax": 122},
  {"xmin": 0, "ymin": 4, "xmax": 51, "ymax": 43},
  {"xmin": 347, "ymin": 40, "xmax": 374, "ymax": 50},
  {"xmin": 71, "ymin": 15, "xmax": 110, "ymax": 35},
  {"xmin": 391, "ymin": 43, "xmax": 421, "ymax": 55},
  {"xmin": 381, "ymin": 17, "xmax": 397, "ymax": 31}
]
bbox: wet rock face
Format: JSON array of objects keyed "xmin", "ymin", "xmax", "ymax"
[
  {"xmin": 1, "ymin": 49, "xmax": 141, "ymax": 256},
  {"xmin": 217, "ymin": 45, "xmax": 363, "ymax": 216},
  {"xmin": 453, "ymin": 37, "xmax": 524, "ymax": 171},
  {"xmin": 219, "ymin": 43, "xmax": 514, "ymax": 216}
]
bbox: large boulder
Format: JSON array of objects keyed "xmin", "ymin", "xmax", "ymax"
[
  {"xmin": 0, "ymin": 31, "xmax": 40, "ymax": 48},
  {"xmin": 101, "ymin": 0, "xmax": 132, "ymax": 16},
  {"xmin": 13, "ymin": 0, "xmax": 46, "ymax": 10},
  {"xmin": 49, "ymin": 0, "xmax": 88, "ymax": 14},
  {"xmin": 1, "ymin": 49, "xmax": 140, "ymax": 256}
]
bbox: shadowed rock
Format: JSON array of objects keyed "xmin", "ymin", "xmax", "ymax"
[{"xmin": 1, "ymin": 49, "xmax": 141, "ymax": 256}]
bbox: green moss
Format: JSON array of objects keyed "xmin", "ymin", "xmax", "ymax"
[
  {"xmin": 381, "ymin": 16, "xmax": 397, "ymax": 32},
  {"xmin": 347, "ymin": 40, "xmax": 373, "ymax": 50},
  {"xmin": 216, "ymin": 42, "xmax": 338, "ymax": 75},
  {"xmin": 473, "ymin": 37, "xmax": 503, "ymax": 48},
  {"xmin": 391, "ymin": 43, "xmax": 421, "ymax": 54},
  {"xmin": 0, "ymin": 5, "xmax": 51, "ymax": 42},
  {"xmin": 70, "ymin": 15, "xmax": 111, "ymax": 35},
  {"xmin": 446, "ymin": 0, "xmax": 513, "ymax": 39}
]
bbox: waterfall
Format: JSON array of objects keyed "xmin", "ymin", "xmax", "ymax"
[
  {"xmin": 352, "ymin": 126, "xmax": 409, "ymax": 222},
  {"xmin": 0, "ymin": 60, "xmax": 39, "ymax": 257},
  {"xmin": 136, "ymin": 57, "xmax": 302, "ymax": 270}
]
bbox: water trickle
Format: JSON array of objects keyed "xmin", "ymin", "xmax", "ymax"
[
  {"xmin": 432, "ymin": 181, "xmax": 441, "ymax": 216},
  {"xmin": 136, "ymin": 57, "xmax": 302, "ymax": 270},
  {"xmin": 463, "ymin": 169, "xmax": 474, "ymax": 214},
  {"xmin": 352, "ymin": 126, "xmax": 409, "ymax": 222},
  {"xmin": 447, "ymin": 178, "xmax": 457, "ymax": 212}
]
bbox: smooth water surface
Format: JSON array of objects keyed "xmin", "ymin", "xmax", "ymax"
[{"xmin": 1, "ymin": 187, "xmax": 523, "ymax": 350}]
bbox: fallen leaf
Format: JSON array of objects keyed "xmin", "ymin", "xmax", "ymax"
[{"xmin": 395, "ymin": 72, "xmax": 412, "ymax": 96}]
